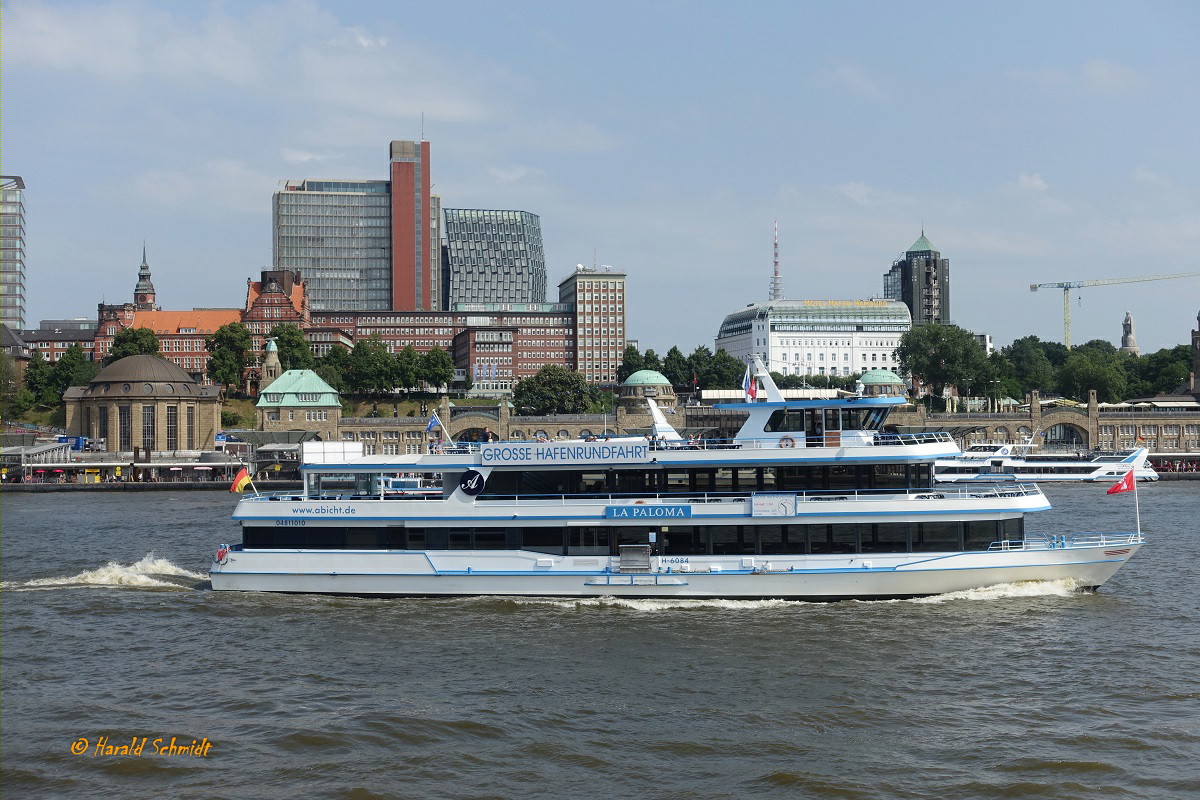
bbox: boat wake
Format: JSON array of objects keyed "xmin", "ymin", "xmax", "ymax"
[
  {"xmin": 1, "ymin": 554, "xmax": 208, "ymax": 592},
  {"xmin": 902, "ymin": 578, "xmax": 1086, "ymax": 604}
]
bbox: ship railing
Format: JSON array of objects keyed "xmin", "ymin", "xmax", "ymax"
[
  {"xmin": 988, "ymin": 531, "xmax": 1146, "ymax": 551},
  {"xmin": 469, "ymin": 483, "xmax": 1042, "ymax": 507},
  {"xmin": 721, "ymin": 431, "xmax": 955, "ymax": 450}
]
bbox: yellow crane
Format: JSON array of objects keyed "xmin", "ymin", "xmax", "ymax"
[{"xmin": 1029, "ymin": 271, "xmax": 1200, "ymax": 349}]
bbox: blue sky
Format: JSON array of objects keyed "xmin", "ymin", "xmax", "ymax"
[{"xmin": 5, "ymin": 0, "xmax": 1199, "ymax": 354}]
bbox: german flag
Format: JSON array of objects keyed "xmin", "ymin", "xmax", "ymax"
[{"xmin": 230, "ymin": 467, "xmax": 253, "ymax": 493}]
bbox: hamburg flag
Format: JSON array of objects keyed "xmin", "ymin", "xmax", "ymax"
[
  {"xmin": 229, "ymin": 467, "xmax": 252, "ymax": 493},
  {"xmin": 1106, "ymin": 469, "xmax": 1135, "ymax": 495},
  {"xmin": 742, "ymin": 365, "xmax": 757, "ymax": 402},
  {"xmin": 425, "ymin": 412, "xmax": 442, "ymax": 432}
]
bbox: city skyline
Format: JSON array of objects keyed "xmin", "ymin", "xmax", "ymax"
[{"xmin": 5, "ymin": 1, "xmax": 1199, "ymax": 354}]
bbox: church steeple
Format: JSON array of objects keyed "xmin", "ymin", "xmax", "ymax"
[{"xmin": 134, "ymin": 244, "xmax": 159, "ymax": 310}]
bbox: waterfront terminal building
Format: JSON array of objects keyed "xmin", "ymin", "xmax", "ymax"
[{"xmin": 715, "ymin": 299, "xmax": 911, "ymax": 378}]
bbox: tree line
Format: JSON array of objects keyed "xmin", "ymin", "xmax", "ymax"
[{"xmin": 895, "ymin": 324, "xmax": 1192, "ymax": 406}]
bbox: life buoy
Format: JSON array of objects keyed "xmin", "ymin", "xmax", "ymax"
[
  {"xmin": 779, "ymin": 436, "xmax": 796, "ymax": 448},
  {"xmin": 215, "ymin": 546, "xmax": 230, "ymax": 565}
]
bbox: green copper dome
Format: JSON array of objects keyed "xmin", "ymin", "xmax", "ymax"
[
  {"xmin": 860, "ymin": 368, "xmax": 904, "ymax": 385},
  {"xmin": 622, "ymin": 369, "xmax": 672, "ymax": 386},
  {"xmin": 907, "ymin": 232, "xmax": 936, "ymax": 253}
]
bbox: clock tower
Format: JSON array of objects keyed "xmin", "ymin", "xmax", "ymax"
[{"xmin": 134, "ymin": 245, "xmax": 159, "ymax": 311}]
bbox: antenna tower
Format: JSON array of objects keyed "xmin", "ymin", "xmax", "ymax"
[{"xmin": 769, "ymin": 221, "xmax": 784, "ymax": 300}]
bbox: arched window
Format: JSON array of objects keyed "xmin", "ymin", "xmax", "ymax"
[
  {"xmin": 579, "ymin": 429, "xmax": 593, "ymax": 438},
  {"xmin": 557, "ymin": 429, "xmax": 570, "ymax": 439},
  {"xmin": 511, "ymin": 430, "xmax": 525, "ymax": 440},
  {"xmin": 535, "ymin": 429, "xmax": 549, "ymax": 440}
]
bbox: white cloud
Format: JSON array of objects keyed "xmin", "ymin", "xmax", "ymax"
[
  {"xmin": 1007, "ymin": 59, "xmax": 1142, "ymax": 96},
  {"xmin": 1018, "ymin": 173, "xmax": 1048, "ymax": 192},
  {"xmin": 488, "ymin": 165, "xmax": 546, "ymax": 183},
  {"xmin": 131, "ymin": 159, "xmax": 276, "ymax": 214},
  {"xmin": 814, "ymin": 61, "xmax": 884, "ymax": 100},
  {"xmin": 280, "ymin": 149, "xmax": 335, "ymax": 164},
  {"xmin": 1081, "ymin": 59, "xmax": 1142, "ymax": 95},
  {"xmin": 1132, "ymin": 167, "xmax": 1172, "ymax": 189}
]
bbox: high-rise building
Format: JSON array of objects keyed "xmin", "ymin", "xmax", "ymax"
[
  {"xmin": 883, "ymin": 231, "xmax": 950, "ymax": 325},
  {"xmin": 444, "ymin": 209, "xmax": 547, "ymax": 306},
  {"xmin": 273, "ymin": 179, "xmax": 392, "ymax": 311},
  {"xmin": 389, "ymin": 140, "xmax": 432, "ymax": 311},
  {"xmin": 558, "ymin": 266, "xmax": 627, "ymax": 387},
  {"xmin": 273, "ymin": 140, "xmax": 434, "ymax": 312},
  {"xmin": 1, "ymin": 176, "xmax": 27, "ymax": 329}
]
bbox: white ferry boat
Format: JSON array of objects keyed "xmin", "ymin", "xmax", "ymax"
[
  {"xmin": 210, "ymin": 363, "xmax": 1144, "ymax": 600},
  {"xmin": 935, "ymin": 442, "xmax": 1158, "ymax": 484}
]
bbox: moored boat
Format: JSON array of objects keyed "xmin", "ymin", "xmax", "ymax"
[
  {"xmin": 211, "ymin": 361, "xmax": 1144, "ymax": 599},
  {"xmin": 935, "ymin": 441, "xmax": 1158, "ymax": 483}
]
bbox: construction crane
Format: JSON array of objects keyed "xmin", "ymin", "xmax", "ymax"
[{"xmin": 1029, "ymin": 271, "xmax": 1200, "ymax": 349}]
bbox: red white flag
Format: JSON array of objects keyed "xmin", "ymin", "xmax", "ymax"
[{"xmin": 1106, "ymin": 469, "xmax": 1135, "ymax": 495}]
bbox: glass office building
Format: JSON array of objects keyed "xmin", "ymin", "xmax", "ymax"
[
  {"xmin": 443, "ymin": 209, "xmax": 546, "ymax": 306},
  {"xmin": 1, "ymin": 176, "xmax": 27, "ymax": 329},
  {"xmin": 273, "ymin": 180, "xmax": 393, "ymax": 311}
]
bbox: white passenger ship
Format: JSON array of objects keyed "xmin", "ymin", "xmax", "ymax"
[
  {"xmin": 210, "ymin": 364, "xmax": 1144, "ymax": 600},
  {"xmin": 935, "ymin": 442, "xmax": 1158, "ymax": 484}
]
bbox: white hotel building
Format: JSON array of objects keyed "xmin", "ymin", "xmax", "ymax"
[{"xmin": 716, "ymin": 299, "xmax": 911, "ymax": 377}]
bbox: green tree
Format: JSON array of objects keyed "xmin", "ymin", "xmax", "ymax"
[
  {"xmin": 1002, "ymin": 335, "xmax": 1056, "ymax": 396},
  {"xmin": 347, "ymin": 336, "xmax": 395, "ymax": 395},
  {"xmin": 662, "ymin": 346, "xmax": 689, "ymax": 388},
  {"xmin": 394, "ymin": 345, "xmax": 419, "ymax": 391},
  {"xmin": 206, "ymin": 322, "xmax": 253, "ymax": 394},
  {"xmin": 1124, "ymin": 345, "xmax": 1191, "ymax": 397},
  {"xmin": 706, "ymin": 349, "xmax": 747, "ymax": 389},
  {"xmin": 315, "ymin": 345, "xmax": 350, "ymax": 392},
  {"xmin": 0, "ymin": 351, "xmax": 34, "ymax": 417},
  {"xmin": 268, "ymin": 323, "xmax": 315, "ymax": 371},
  {"xmin": 895, "ymin": 324, "xmax": 990, "ymax": 403},
  {"xmin": 643, "ymin": 348, "xmax": 662, "ymax": 373},
  {"xmin": 512, "ymin": 365, "xmax": 599, "ymax": 415},
  {"xmin": 686, "ymin": 346, "xmax": 713, "ymax": 389},
  {"xmin": 419, "ymin": 346, "xmax": 454, "ymax": 392},
  {"xmin": 1058, "ymin": 348, "xmax": 1127, "ymax": 402},
  {"xmin": 49, "ymin": 344, "xmax": 99, "ymax": 397},
  {"xmin": 616, "ymin": 345, "xmax": 645, "ymax": 384},
  {"xmin": 23, "ymin": 349, "xmax": 54, "ymax": 406},
  {"xmin": 105, "ymin": 327, "xmax": 160, "ymax": 365}
]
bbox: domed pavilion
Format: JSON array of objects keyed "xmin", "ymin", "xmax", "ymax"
[
  {"xmin": 859, "ymin": 368, "xmax": 908, "ymax": 398},
  {"xmin": 63, "ymin": 354, "xmax": 221, "ymax": 452},
  {"xmin": 618, "ymin": 369, "xmax": 677, "ymax": 411}
]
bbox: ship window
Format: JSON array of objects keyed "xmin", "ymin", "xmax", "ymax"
[
  {"xmin": 826, "ymin": 466, "xmax": 859, "ymax": 490},
  {"xmin": 448, "ymin": 529, "xmax": 472, "ymax": 549},
  {"xmin": 765, "ymin": 410, "xmax": 806, "ymax": 432},
  {"xmin": 863, "ymin": 523, "xmax": 909, "ymax": 553},
  {"xmin": 711, "ymin": 526, "xmax": 754, "ymax": 555},
  {"xmin": 473, "ymin": 529, "xmax": 507, "ymax": 550},
  {"xmin": 568, "ymin": 527, "xmax": 610, "ymax": 555},
  {"xmin": 758, "ymin": 525, "xmax": 785, "ymax": 554},
  {"xmin": 662, "ymin": 526, "xmax": 706, "ymax": 555},
  {"xmin": 964, "ymin": 520, "xmax": 998, "ymax": 551},
  {"xmin": 1000, "ymin": 517, "xmax": 1023, "ymax": 541},
  {"xmin": 521, "ymin": 527, "xmax": 565, "ymax": 555},
  {"xmin": 870, "ymin": 464, "xmax": 908, "ymax": 490},
  {"xmin": 914, "ymin": 521, "xmax": 961, "ymax": 552},
  {"xmin": 345, "ymin": 529, "xmax": 385, "ymax": 549}
]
